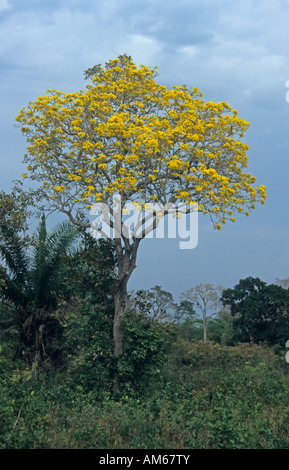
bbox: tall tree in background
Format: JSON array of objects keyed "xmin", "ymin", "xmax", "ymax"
[
  {"xmin": 16, "ymin": 54, "xmax": 266, "ymax": 389},
  {"xmin": 181, "ymin": 283, "xmax": 224, "ymax": 342}
]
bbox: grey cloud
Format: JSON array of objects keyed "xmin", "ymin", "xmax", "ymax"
[{"xmin": 117, "ymin": 0, "xmax": 217, "ymax": 50}]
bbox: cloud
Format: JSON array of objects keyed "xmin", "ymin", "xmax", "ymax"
[
  {"xmin": 176, "ymin": 45, "xmax": 199, "ymax": 58},
  {"xmin": 0, "ymin": 0, "xmax": 9, "ymax": 11},
  {"xmin": 1, "ymin": 0, "xmax": 287, "ymax": 100},
  {"xmin": 119, "ymin": 34, "xmax": 163, "ymax": 65}
]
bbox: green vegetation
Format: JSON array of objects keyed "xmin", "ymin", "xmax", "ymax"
[
  {"xmin": 1, "ymin": 218, "xmax": 289, "ymax": 449},
  {"xmin": 1, "ymin": 335, "xmax": 289, "ymax": 449}
]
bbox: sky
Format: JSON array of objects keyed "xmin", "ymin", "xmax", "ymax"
[{"xmin": 0, "ymin": 0, "xmax": 289, "ymax": 300}]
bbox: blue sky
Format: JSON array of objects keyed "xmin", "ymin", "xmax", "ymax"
[{"xmin": 0, "ymin": 0, "xmax": 289, "ymax": 300}]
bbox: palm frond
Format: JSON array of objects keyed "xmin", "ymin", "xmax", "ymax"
[
  {"xmin": 29, "ymin": 218, "xmax": 79, "ymax": 307},
  {"xmin": 0, "ymin": 225, "xmax": 31, "ymax": 294}
]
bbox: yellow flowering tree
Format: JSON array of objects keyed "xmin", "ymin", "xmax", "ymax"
[{"xmin": 16, "ymin": 54, "xmax": 266, "ymax": 390}]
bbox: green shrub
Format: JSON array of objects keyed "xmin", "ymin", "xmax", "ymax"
[{"xmin": 118, "ymin": 310, "xmax": 173, "ymax": 391}]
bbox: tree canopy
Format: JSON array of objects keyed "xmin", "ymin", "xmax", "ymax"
[
  {"xmin": 181, "ymin": 283, "xmax": 225, "ymax": 342},
  {"xmin": 16, "ymin": 54, "xmax": 266, "ymax": 231},
  {"xmin": 221, "ymin": 277, "xmax": 289, "ymax": 345}
]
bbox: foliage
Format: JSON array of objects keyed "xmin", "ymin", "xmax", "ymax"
[
  {"xmin": 62, "ymin": 302, "xmax": 114, "ymax": 397},
  {"xmin": 175, "ymin": 299, "xmax": 196, "ymax": 322},
  {"xmin": 1, "ymin": 337, "xmax": 289, "ymax": 449},
  {"xmin": 0, "ymin": 216, "xmax": 79, "ymax": 363},
  {"xmin": 62, "ymin": 233, "xmax": 116, "ymax": 305},
  {"xmin": 118, "ymin": 310, "xmax": 173, "ymax": 390},
  {"xmin": 0, "ymin": 193, "xmax": 284, "ymax": 449},
  {"xmin": 221, "ymin": 276, "xmax": 289, "ymax": 346},
  {"xmin": 0, "ymin": 186, "xmax": 33, "ymax": 236},
  {"xmin": 176, "ymin": 315, "xmax": 233, "ymax": 344},
  {"xmin": 127, "ymin": 285, "xmax": 178, "ymax": 323}
]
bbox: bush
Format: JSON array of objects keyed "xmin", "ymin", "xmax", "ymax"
[{"xmin": 118, "ymin": 310, "xmax": 173, "ymax": 391}]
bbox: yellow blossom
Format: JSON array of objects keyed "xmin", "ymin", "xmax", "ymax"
[{"xmin": 15, "ymin": 54, "xmax": 266, "ymax": 230}]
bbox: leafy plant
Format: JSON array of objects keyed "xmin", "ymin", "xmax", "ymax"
[{"xmin": 0, "ymin": 216, "xmax": 79, "ymax": 364}]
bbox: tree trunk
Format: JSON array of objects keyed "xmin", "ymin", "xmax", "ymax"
[
  {"xmin": 111, "ymin": 285, "xmax": 127, "ymax": 392},
  {"xmin": 203, "ymin": 319, "xmax": 207, "ymax": 343},
  {"xmin": 111, "ymin": 237, "xmax": 140, "ymax": 392},
  {"xmin": 113, "ymin": 289, "xmax": 126, "ymax": 357}
]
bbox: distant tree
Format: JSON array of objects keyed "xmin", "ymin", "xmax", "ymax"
[
  {"xmin": 276, "ymin": 278, "xmax": 289, "ymax": 290},
  {"xmin": 181, "ymin": 283, "xmax": 224, "ymax": 342},
  {"xmin": 175, "ymin": 299, "xmax": 196, "ymax": 322},
  {"xmin": 221, "ymin": 276, "xmax": 289, "ymax": 345},
  {"xmin": 0, "ymin": 216, "xmax": 79, "ymax": 365},
  {"xmin": 127, "ymin": 285, "xmax": 177, "ymax": 323},
  {"xmin": 0, "ymin": 186, "xmax": 36, "ymax": 247},
  {"xmin": 16, "ymin": 54, "xmax": 266, "ymax": 389}
]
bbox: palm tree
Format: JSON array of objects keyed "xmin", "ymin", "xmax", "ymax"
[{"xmin": 0, "ymin": 215, "xmax": 79, "ymax": 364}]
